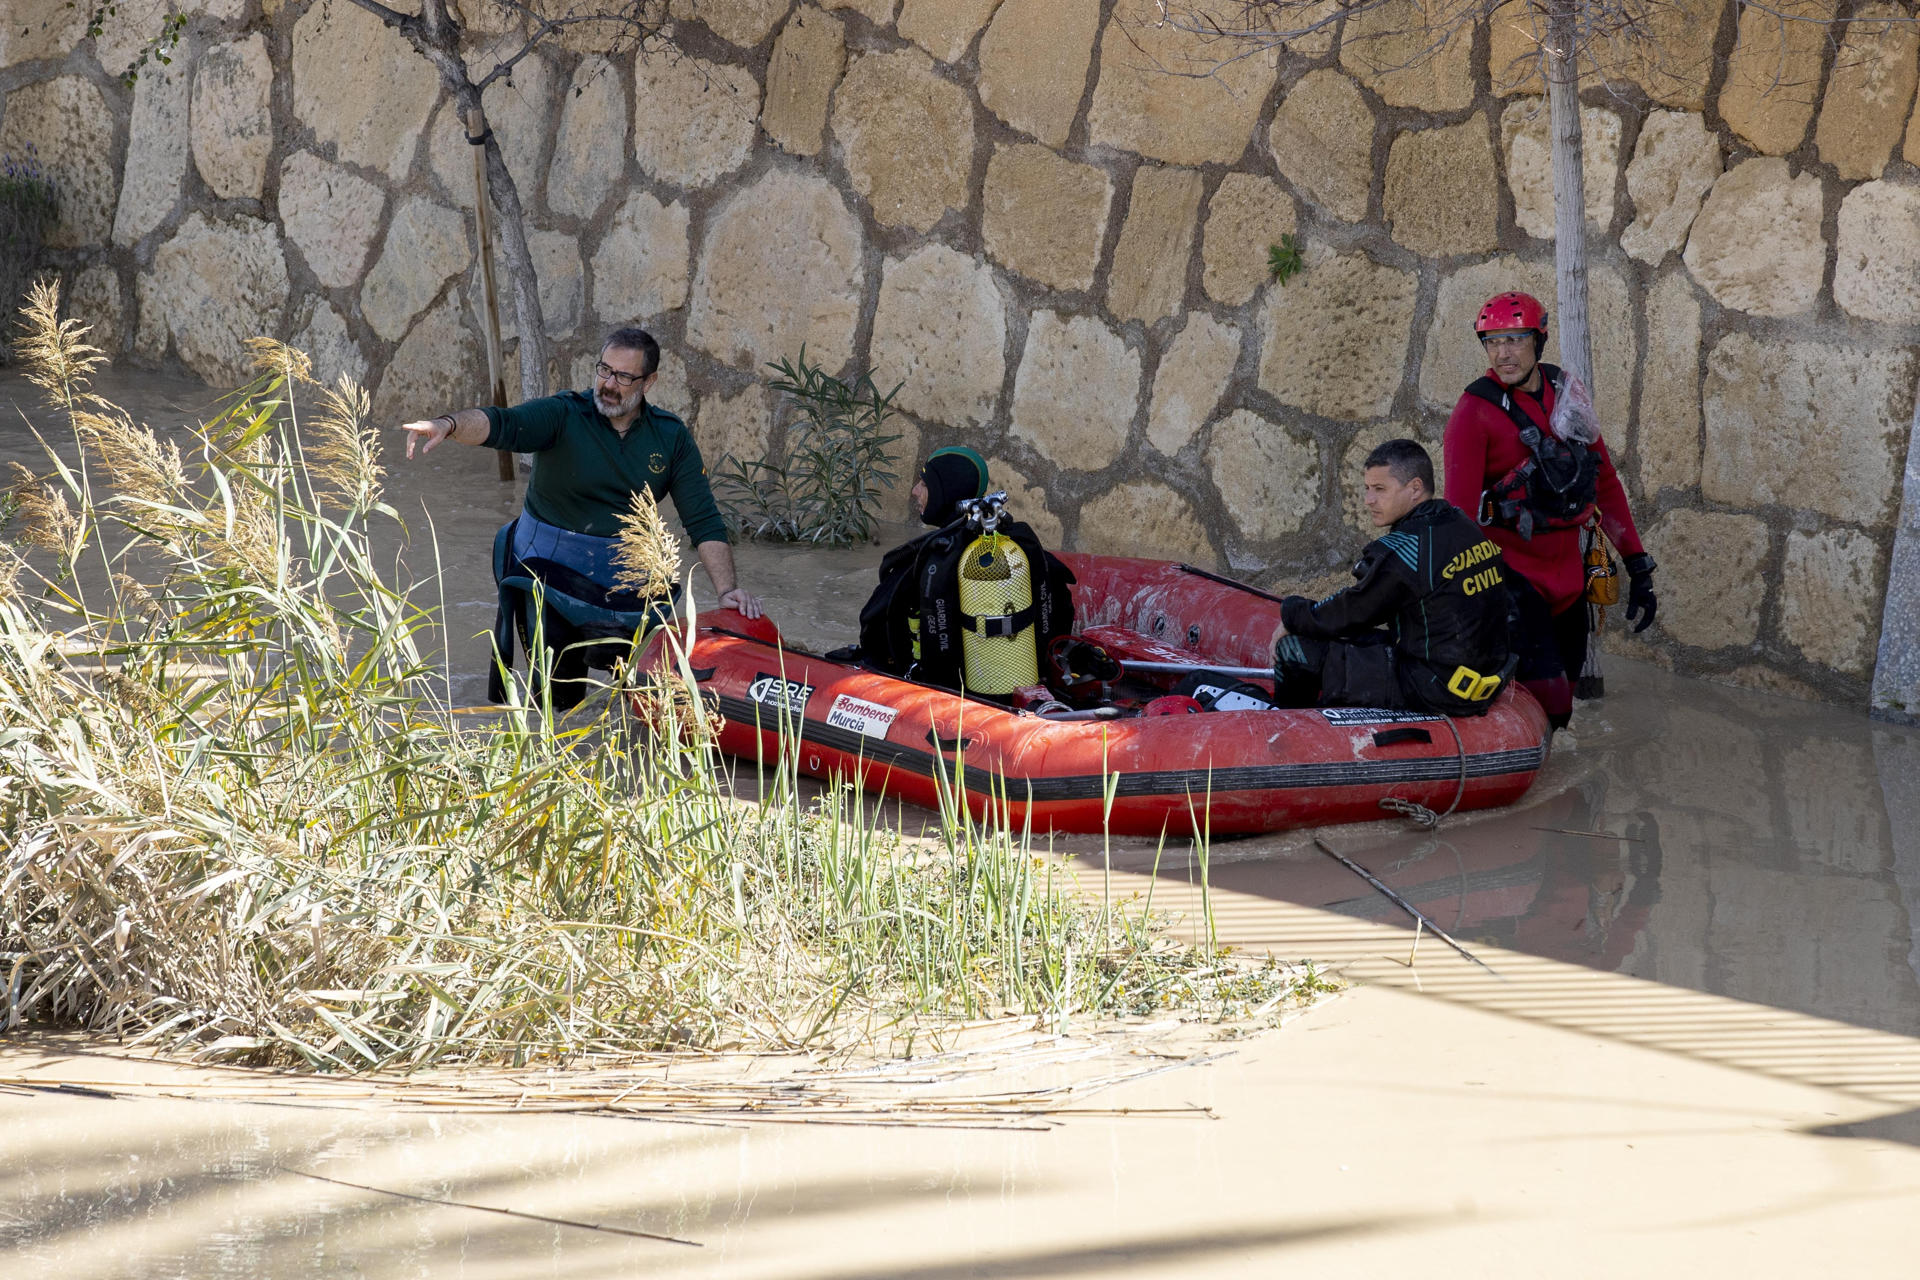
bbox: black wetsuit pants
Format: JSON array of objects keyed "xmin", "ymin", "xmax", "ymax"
[
  {"xmin": 1271, "ymin": 632, "xmax": 1407, "ymax": 709},
  {"xmin": 1509, "ymin": 577, "xmax": 1587, "ymax": 731}
]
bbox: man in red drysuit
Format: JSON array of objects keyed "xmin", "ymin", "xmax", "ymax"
[{"xmin": 1442, "ymin": 291, "xmax": 1657, "ymax": 731}]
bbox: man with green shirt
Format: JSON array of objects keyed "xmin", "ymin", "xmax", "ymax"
[{"xmin": 401, "ymin": 327, "xmax": 760, "ymax": 706}]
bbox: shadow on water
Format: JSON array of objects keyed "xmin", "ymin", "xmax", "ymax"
[{"xmin": 6, "ymin": 368, "xmax": 1919, "ymax": 1044}]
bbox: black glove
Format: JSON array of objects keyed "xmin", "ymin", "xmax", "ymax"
[{"xmin": 1623, "ymin": 553, "xmax": 1657, "ymax": 633}]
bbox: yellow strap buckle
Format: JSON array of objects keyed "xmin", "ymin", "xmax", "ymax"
[{"xmin": 1447, "ymin": 664, "xmax": 1503, "ymax": 701}]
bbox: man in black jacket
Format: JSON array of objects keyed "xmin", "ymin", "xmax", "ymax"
[
  {"xmin": 853, "ymin": 447, "xmax": 1072, "ymax": 690},
  {"xmin": 1271, "ymin": 439, "xmax": 1514, "ymax": 716}
]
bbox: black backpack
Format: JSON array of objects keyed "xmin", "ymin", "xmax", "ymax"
[{"xmin": 856, "ymin": 516, "xmax": 1074, "ymax": 690}]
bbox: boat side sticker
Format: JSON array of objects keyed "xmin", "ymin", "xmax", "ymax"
[
  {"xmin": 747, "ymin": 673, "xmax": 814, "ymax": 715},
  {"xmin": 825, "ymin": 693, "xmax": 898, "ymax": 740},
  {"xmin": 1319, "ymin": 707, "xmax": 1442, "ymax": 725}
]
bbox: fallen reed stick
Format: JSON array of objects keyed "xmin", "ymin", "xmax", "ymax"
[{"xmin": 281, "ymin": 1167, "xmax": 702, "ymax": 1246}]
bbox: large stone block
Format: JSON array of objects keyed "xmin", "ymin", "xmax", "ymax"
[
  {"xmin": 530, "ymin": 230, "xmax": 583, "ymax": 338},
  {"xmin": 1340, "ymin": 0, "xmax": 1475, "ymax": 111},
  {"xmin": 688, "ymin": 170, "xmax": 865, "ymax": 372},
  {"xmin": 977, "ymin": 0, "xmax": 1100, "ymax": 147},
  {"xmin": 1703, "ymin": 333, "xmax": 1916, "ymax": 526},
  {"xmin": 1206, "ymin": 409, "xmax": 1320, "ymax": 542},
  {"xmin": 279, "ymin": 152, "xmax": 385, "ymax": 290},
  {"xmin": 1814, "ymin": 5, "xmax": 1920, "ymax": 181},
  {"xmin": 691, "ymin": 385, "xmax": 773, "ymax": 469},
  {"xmin": 762, "ymin": 6, "xmax": 845, "ymax": 156},
  {"xmin": 1783, "ymin": 527, "xmax": 1886, "ymax": 675},
  {"xmin": 291, "ymin": 297, "xmax": 368, "ymax": 391},
  {"xmin": 831, "ymin": 47, "xmax": 973, "ymax": 231},
  {"xmin": 981, "ymin": 143, "xmax": 1112, "ymax": 294},
  {"xmin": 1719, "ymin": 0, "xmax": 1835, "ymax": 155},
  {"xmin": 1009, "ymin": 310, "xmax": 1141, "ymax": 472},
  {"xmin": 1500, "ymin": 98, "xmax": 1620, "ymax": 240},
  {"xmin": 1682, "ymin": 158, "xmax": 1824, "ymax": 318},
  {"xmin": 870, "ymin": 245, "xmax": 1007, "ymax": 430},
  {"xmin": 1643, "ymin": 509, "xmax": 1769, "ymax": 651},
  {"xmin": 991, "ymin": 459, "xmax": 1063, "ymax": 547},
  {"xmin": 1107, "ymin": 166, "xmax": 1205, "ymax": 324},
  {"xmin": 1147, "ymin": 312, "xmax": 1241, "ymax": 456},
  {"xmin": 1087, "ymin": 0, "xmax": 1279, "ymax": 166},
  {"xmin": 0, "ymin": 4, "xmax": 86, "ymax": 68},
  {"xmin": 632, "ymin": 52, "xmax": 758, "ymax": 188},
  {"xmin": 114, "ymin": 65, "xmax": 190, "ymax": 248},
  {"xmin": 1835, "ymin": 181, "xmax": 1920, "ymax": 325},
  {"xmin": 145, "ymin": 213, "xmax": 291, "ymax": 388},
  {"xmin": 190, "ymin": 35, "xmax": 273, "ymax": 202},
  {"xmin": 66, "ymin": 264, "xmax": 124, "ymax": 357},
  {"xmin": 1074, "ymin": 481, "xmax": 1212, "ymax": 563},
  {"xmin": 670, "ymin": 0, "xmax": 793, "ymax": 46},
  {"xmin": 1266, "ymin": 69, "xmax": 1373, "ymax": 224},
  {"xmin": 0, "ymin": 77, "xmax": 116, "ymax": 249},
  {"xmin": 824, "ymin": 0, "xmax": 897, "ymax": 21},
  {"xmin": 898, "ymin": 0, "xmax": 1004, "ymax": 63},
  {"xmin": 549, "ymin": 57, "xmax": 629, "ymax": 220},
  {"xmin": 1637, "ymin": 271, "xmax": 1702, "ymax": 498},
  {"xmin": 360, "ymin": 199, "xmax": 470, "ymax": 344},
  {"xmin": 1417, "ymin": 257, "xmax": 1637, "ymax": 433},
  {"xmin": 1620, "ymin": 110, "xmax": 1721, "ymax": 265},
  {"xmin": 591, "ymin": 190, "xmax": 691, "ymax": 323},
  {"xmin": 292, "ymin": 1, "xmax": 439, "ymax": 180},
  {"xmin": 1201, "ymin": 173, "xmax": 1296, "ymax": 308},
  {"xmin": 372, "ymin": 295, "xmax": 486, "ymax": 424},
  {"xmin": 1259, "ymin": 251, "xmax": 1416, "ymax": 421},
  {"xmin": 1601, "ymin": 0, "xmax": 1723, "ymax": 110},
  {"xmin": 1383, "ymin": 116, "xmax": 1499, "ymax": 257}
]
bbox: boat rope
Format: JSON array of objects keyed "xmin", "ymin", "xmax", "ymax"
[{"xmin": 1376, "ymin": 714, "xmax": 1468, "ymax": 830}]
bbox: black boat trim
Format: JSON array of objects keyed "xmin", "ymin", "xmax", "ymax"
[{"xmin": 715, "ymin": 694, "xmax": 1544, "ymax": 803}]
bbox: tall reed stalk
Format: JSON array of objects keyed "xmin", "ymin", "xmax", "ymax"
[{"xmin": 0, "ymin": 285, "xmax": 1309, "ymax": 1071}]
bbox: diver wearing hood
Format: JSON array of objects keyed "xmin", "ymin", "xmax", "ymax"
[{"xmin": 848, "ymin": 447, "xmax": 1074, "ymax": 689}]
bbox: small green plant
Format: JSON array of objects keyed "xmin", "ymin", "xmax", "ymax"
[
  {"xmin": 715, "ymin": 348, "xmax": 903, "ymax": 546},
  {"xmin": 78, "ymin": 3, "xmax": 188, "ymax": 86},
  {"xmin": 1267, "ymin": 233, "xmax": 1304, "ymax": 286}
]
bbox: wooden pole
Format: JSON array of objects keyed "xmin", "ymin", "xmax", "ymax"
[{"xmin": 466, "ymin": 104, "xmax": 515, "ymax": 483}]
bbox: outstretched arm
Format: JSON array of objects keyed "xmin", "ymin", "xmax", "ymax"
[
  {"xmin": 694, "ymin": 539, "xmax": 762, "ymax": 619},
  {"xmin": 399, "ymin": 407, "xmax": 491, "ymax": 458}
]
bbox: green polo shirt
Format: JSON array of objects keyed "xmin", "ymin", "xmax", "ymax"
[{"xmin": 482, "ymin": 390, "xmax": 729, "ymax": 544}]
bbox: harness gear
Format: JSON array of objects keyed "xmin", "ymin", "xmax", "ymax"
[
  {"xmin": 1464, "ymin": 362, "xmax": 1600, "ymax": 540},
  {"xmin": 951, "ymin": 492, "xmax": 1041, "ymax": 695},
  {"xmin": 857, "ymin": 495, "xmax": 1075, "ymax": 693},
  {"xmin": 489, "ymin": 511, "xmax": 676, "ymax": 705}
]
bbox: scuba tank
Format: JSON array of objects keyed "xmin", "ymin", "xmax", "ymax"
[{"xmin": 955, "ymin": 491, "xmax": 1040, "ymax": 695}]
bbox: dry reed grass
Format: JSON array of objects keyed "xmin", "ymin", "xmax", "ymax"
[{"xmin": 1, "ymin": 286, "xmax": 1328, "ymax": 1078}]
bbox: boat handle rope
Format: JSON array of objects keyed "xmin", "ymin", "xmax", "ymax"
[{"xmin": 1376, "ymin": 714, "xmax": 1469, "ymax": 831}]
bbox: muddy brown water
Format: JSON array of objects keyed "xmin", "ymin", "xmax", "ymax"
[{"xmin": 5, "ymin": 366, "xmax": 1918, "ymax": 1044}]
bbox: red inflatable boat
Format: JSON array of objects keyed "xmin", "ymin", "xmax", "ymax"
[{"xmin": 664, "ymin": 554, "xmax": 1551, "ymax": 836}]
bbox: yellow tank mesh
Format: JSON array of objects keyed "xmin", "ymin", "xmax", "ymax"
[{"xmin": 959, "ymin": 534, "xmax": 1038, "ymax": 694}]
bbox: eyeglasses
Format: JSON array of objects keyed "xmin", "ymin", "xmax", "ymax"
[
  {"xmin": 594, "ymin": 361, "xmax": 648, "ymax": 388},
  {"xmin": 1480, "ymin": 334, "xmax": 1533, "ymax": 352}
]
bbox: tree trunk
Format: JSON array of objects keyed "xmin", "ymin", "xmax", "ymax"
[
  {"xmin": 362, "ymin": 0, "xmax": 551, "ymax": 402},
  {"xmin": 1545, "ymin": 2, "xmax": 1592, "ymax": 394}
]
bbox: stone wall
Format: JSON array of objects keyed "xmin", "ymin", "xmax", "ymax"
[{"xmin": 4, "ymin": 0, "xmax": 1919, "ymax": 707}]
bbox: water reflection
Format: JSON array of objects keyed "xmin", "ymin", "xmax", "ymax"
[{"xmin": 5, "ymin": 367, "xmax": 1918, "ymax": 1042}]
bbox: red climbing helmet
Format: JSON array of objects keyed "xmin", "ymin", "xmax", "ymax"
[{"xmin": 1475, "ymin": 291, "xmax": 1548, "ymax": 335}]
